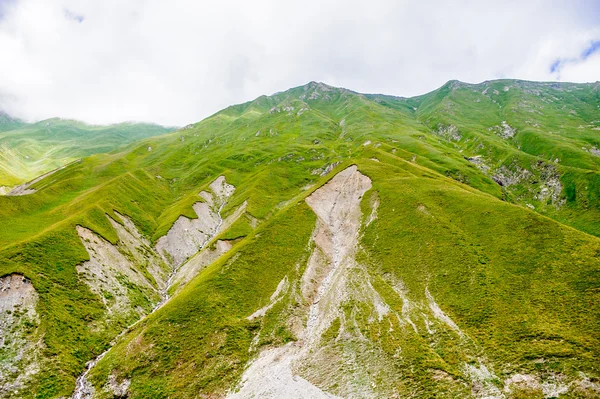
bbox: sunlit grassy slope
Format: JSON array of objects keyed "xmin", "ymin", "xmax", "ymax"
[
  {"xmin": 0, "ymin": 80, "xmax": 599, "ymax": 398},
  {"xmin": 0, "ymin": 117, "xmax": 174, "ymax": 186}
]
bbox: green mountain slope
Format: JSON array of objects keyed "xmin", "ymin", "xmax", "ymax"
[
  {"xmin": 0, "ymin": 117, "xmax": 175, "ymax": 187},
  {"xmin": 368, "ymin": 80, "xmax": 600, "ymax": 235},
  {"xmin": 0, "ymin": 81, "xmax": 599, "ymax": 399},
  {"xmin": 0, "ymin": 111, "xmax": 26, "ymax": 132}
]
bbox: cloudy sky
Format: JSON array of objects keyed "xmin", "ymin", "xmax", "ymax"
[{"xmin": 0, "ymin": 0, "xmax": 599, "ymax": 126}]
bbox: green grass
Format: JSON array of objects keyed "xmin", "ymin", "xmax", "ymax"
[
  {"xmin": 90, "ymin": 202, "xmax": 317, "ymax": 398},
  {"xmin": 358, "ymin": 156, "xmax": 600, "ymax": 395},
  {"xmin": 0, "ymin": 118, "xmax": 174, "ymax": 186},
  {"xmin": 0, "ymin": 80, "xmax": 599, "ymax": 397}
]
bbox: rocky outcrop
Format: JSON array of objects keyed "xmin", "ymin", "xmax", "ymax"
[
  {"xmin": 492, "ymin": 165, "xmax": 532, "ymax": 187},
  {"xmin": 311, "ymin": 162, "xmax": 340, "ymax": 176},
  {"xmin": 230, "ymin": 166, "xmax": 391, "ymax": 398},
  {"xmin": 76, "ymin": 176, "xmax": 244, "ymax": 324},
  {"xmin": 154, "ymin": 202, "xmax": 221, "ymax": 267},
  {"xmin": 105, "ymin": 373, "xmax": 131, "ymax": 398},
  {"xmin": 532, "ymin": 162, "xmax": 564, "ymax": 207},
  {"xmin": 466, "ymin": 155, "xmax": 491, "ymax": 174},
  {"xmin": 487, "ymin": 160, "xmax": 564, "ymax": 208},
  {"xmin": 72, "ymin": 176, "xmax": 246, "ymax": 398},
  {"xmin": 489, "ymin": 121, "xmax": 516, "ymax": 139},
  {"xmin": 302, "ymin": 165, "xmax": 383, "ymax": 347},
  {"xmin": 434, "ymin": 124, "xmax": 461, "ymax": 141},
  {"xmin": 156, "ymin": 176, "xmax": 236, "ymax": 267},
  {"xmin": 0, "ymin": 274, "xmax": 41, "ymax": 398},
  {"xmin": 76, "ymin": 212, "xmax": 167, "ymax": 321}
]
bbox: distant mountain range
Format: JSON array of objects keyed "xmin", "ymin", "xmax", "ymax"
[{"xmin": 0, "ymin": 114, "xmax": 175, "ymax": 187}]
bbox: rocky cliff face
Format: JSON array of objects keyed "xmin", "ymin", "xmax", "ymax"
[
  {"xmin": 155, "ymin": 176, "xmax": 236, "ymax": 267},
  {"xmin": 70, "ymin": 176, "xmax": 246, "ymax": 399},
  {"xmin": 0, "ymin": 274, "xmax": 41, "ymax": 398}
]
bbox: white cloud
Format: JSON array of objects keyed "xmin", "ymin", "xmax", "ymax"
[
  {"xmin": 0, "ymin": 0, "xmax": 598, "ymax": 125},
  {"xmin": 559, "ymin": 52, "xmax": 600, "ymax": 82}
]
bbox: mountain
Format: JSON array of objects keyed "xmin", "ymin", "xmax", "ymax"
[
  {"xmin": 0, "ymin": 80, "xmax": 599, "ymax": 399},
  {"xmin": 0, "ymin": 116, "xmax": 176, "ymax": 188},
  {"xmin": 0, "ymin": 111, "xmax": 26, "ymax": 132}
]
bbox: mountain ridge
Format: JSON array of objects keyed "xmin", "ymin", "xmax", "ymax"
[
  {"xmin": 0, "ymin": 78, "xmax": 599, "ymax": 398},
  {"xmin": 0, "ymin": 117, "xmax": 176, "ymax": 187}
]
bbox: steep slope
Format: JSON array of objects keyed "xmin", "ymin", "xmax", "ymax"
[
  {"xmin": 0, "ymin": 274, "xmax": 41, "ymax": 396},
  {"xmin": 228, "ymin": 165, "xmax": 374, "ymax": 399},
  {"xmin": 0, "ymin": 117, "xmax": 175, "ymax": 187},
  {"xmin": 83, "ymin": 160, "xmax": 600, "ymax": 399},
  {"xmin": 0, "ymin": 80, "xmax": 598, "ymax": 398},
  {"xmin": 369, "ymin": 79, "xmax": 600, "ymax": 236}
]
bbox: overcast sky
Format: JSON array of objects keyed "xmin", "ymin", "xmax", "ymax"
[{"xmin": 0, "ymin": 0, "xmax": 599, "ymax": 126}]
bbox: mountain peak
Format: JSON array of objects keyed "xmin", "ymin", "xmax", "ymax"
[{"xmin": 302, "ymin": 81, "xmax": 337, "ymax": 91}]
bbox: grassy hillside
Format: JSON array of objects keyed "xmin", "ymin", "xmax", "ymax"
[
  {"xmin": 85, "ymin": 156, "xmax": 600, "ymax": 399},
  {"xmin": 0, "ymin": 117, "xmax": 175, "ymax": 186},
  {"xmin": 369, "ymin": 80, "xmax": 600, "ymax": 235},
  {"xmin": 0, "ymin": 80, "xmax": 598, "ymax": 398},
  {"xmin": 0, "ymin": 111, "xmax": 26, "ymax": 132}
]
